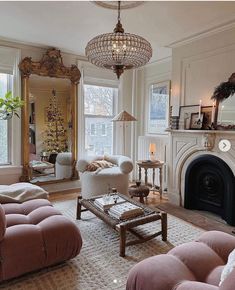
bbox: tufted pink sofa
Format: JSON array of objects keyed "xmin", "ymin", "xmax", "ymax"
[
  {"xmin": 0, "ymin": 199, "xmax": 82, "ymax": 281},
  {"xmin": 126, "ymin": 231, "xmax": 235, "ymax": 290}
]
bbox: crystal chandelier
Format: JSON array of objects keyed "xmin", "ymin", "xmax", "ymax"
[{"xmin": 85, "ymin": 1, "xmax": 152, "ymax": 79}]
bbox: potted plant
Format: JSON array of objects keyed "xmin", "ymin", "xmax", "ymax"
[{"xmin": 0, "ymin": 91, "xmax": 24, "ymax": 120}]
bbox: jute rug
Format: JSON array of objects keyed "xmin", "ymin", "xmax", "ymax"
[{"xmin": 0, "ymin": 199, "xmax": 204, "ymax": 290}]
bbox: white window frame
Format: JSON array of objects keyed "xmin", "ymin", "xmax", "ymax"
[
  {"xmin": 0, "ymin": 46, "xmax": 21, "ymax": 170},
  {"xmin": 83, "ymin": 82, "xmax": 118, "ymax": 156}
]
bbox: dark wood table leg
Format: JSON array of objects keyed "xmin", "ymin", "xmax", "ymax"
[
  {"xmin": 144, "ymin": 168, "xmax": 148, "ymax": 185},
  {"xmin": 159, "ymin": 166, "xmax": 163, "ymax": 199},
  {"xmin": 161, "ymin": 212, "xmax": 167, "ymax": 241},
  {"xmin": 139, "ymin": 195, "xmax": 144, "ymax": 204},
  {"xmin": 119, "ymin": 225, "xmax": 126, "ymax": 257},
  {"xmin": 76, "ymin": 196, "xmax": 82, "ymax": 220},
  {"xmin": 138, "ymin": 166, "xmax": 141, "ymax": 182}
]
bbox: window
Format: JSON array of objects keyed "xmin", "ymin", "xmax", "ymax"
[
  {"xmin": 90, "ymin": 123, "xmax": 96, "ymax": 136},
  {"xmin": 0, "ymin": 73, "xmax": 13, "ymax": 165},
  {"xmin": 101, "ymin": 123, "xmax": 107, "ymax": 136},
  {"xmin": 84, "ymin": 84, "xmax": 118, "ymax": 156}
]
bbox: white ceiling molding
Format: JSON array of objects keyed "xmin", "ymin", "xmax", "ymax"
[{"xmin": 166, "ymin": 19, "xmax": 235, "ymax": 48}]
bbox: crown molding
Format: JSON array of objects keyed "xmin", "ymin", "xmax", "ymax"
[
  {"xmin": 137, "ymin": 56, "xmax": 172, "ymax": 71},
  {"xmin": 0, "ymin": 36, "xmax": 87, "ymax": 61},
  {"xmin": 166, "ymin": 19, "xmax": 235, "ymax": 48}
]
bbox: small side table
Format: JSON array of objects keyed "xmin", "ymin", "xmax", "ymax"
[{"xmin": 136, "ymin": 160, "xmax": 164, "ymax": 199}]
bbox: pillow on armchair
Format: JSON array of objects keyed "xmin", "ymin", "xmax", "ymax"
[{"xmin": 86, "ymin": 160, "xmax": 114, "ymax": 172}]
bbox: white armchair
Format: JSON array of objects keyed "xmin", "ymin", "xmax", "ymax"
[
  {"xmin": 77, "ymin": 155, "xmax": 133, "ymax": 198},
  {"xmin": 55, "ymin": 152, "xmax": 72, "ymax": 179}
]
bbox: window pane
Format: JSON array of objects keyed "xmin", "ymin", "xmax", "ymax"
[
  {"xmin": 0, "ymin": 73, "xmax": 12, "ymax": 165},
  {"xmin": 85, "ymin": 117, "xmax": 113, "ymax": 156},
  {"xmin": 84, "ymin": 84, "xmax": 117, "ymax": 156},
  {"xmin": 84, "ymin": 85, "xmax": 115, "ymax": 116}
]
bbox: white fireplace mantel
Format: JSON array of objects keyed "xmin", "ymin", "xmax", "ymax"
[{"xmin": 168, "ymin": 129, "xmax": 235, "ymax": 206}]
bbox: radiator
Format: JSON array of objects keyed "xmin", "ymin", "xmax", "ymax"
[{"xmin": 137, "ymin": 136, "xmax": 169, "ymax": 190}]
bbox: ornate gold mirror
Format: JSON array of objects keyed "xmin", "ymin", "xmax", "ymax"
[{"xmin": 19, "ymin": 48, "xmax": 81, "ymax": 183}]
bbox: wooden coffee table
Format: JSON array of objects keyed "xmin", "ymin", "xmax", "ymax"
[{"xmin": 76, "ymin": 193, "xmax": 167, "ymax": 257}]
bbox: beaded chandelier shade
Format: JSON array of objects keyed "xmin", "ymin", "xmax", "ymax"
[{"xmin": 85, "ymin": 1, "xmax": 152, "ymax": 79}]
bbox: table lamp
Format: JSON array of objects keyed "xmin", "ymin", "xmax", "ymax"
[{"xmin": 149, "ymin": 143, "xmax": 156, "ymax": 162}]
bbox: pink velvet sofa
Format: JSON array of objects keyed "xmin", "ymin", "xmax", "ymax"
[
  {"xmin": 0, "ymin": 199, "xmax": 82, "ymax": 281},
  {"xmin": 126, "ymin": 231, "xmax": 235, "ymax": 290}
]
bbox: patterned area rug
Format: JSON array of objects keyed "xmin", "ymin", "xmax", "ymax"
[{"xmin": 0, "ymin": 199, "xmax": 204, "ymax": 290}]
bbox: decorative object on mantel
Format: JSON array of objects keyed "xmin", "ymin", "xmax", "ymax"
[
  {"xmin": 190, "ymin": 113, "xmax": 204, "ymax": 129},
  {"xmin": 201, "ymin": 106, "xmax": 213, "ymax": 129},
  {"xmin": 85, "ymin": 1, "xmax": 152, "ymax": 78},
  {"xmin": 211, "ymin": 73, "xmax": 235, "ymax": 130},
  {"xmin": 0, "ymin": 91, "xmax": 24, "ymax": 120},
  {"xmin": 211, "ymin": 73, "xmax": 235, "ymax": 103},
  {"xmin": 170, "ymin": 116, "xmax": 179, "ymax": 130},
  {"xmin": 202, "ymin": 133, "xmax": 215, "ymax": 150},
  {"xmin": 179, "ymin": 105, "xmax": 199, "ymax": 130},
  {"xmin": 112, "ymin": 110, "xmax": 137, "ymax": 155}
]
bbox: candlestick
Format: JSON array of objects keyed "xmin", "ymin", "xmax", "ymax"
[
  {"xmin": 212, "ymin": 101, "xmax": 215, "ymax": 123},
  {"xmin": 199, "ymin": 100, "xmax": 202, "ymax": 119},
  {"xmin": 219, "ymin": 105, "xmax": 224, "ymax": 123}
]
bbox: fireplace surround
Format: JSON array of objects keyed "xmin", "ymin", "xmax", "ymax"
[{"xmin": 168, "ymin": 129, "xmax": 235, "ymax": 225}]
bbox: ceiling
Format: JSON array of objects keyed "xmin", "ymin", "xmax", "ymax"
[{"xmin": 0, "ymin": 1, "xmax": 235, "ymax": 62}]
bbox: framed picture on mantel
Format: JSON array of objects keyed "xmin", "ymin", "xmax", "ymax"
[{"xmin": 179, "ymin": 105, "xmax": 199, "ymax": 130}]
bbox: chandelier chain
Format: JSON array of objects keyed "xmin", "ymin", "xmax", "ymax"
[{"xmin": 118, "ymin": 1, "xmax": 121, "ymax": 22}]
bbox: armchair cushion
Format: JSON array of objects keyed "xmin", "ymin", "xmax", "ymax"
[{"xmin": 126, "ymin": 231, "xmax": 235, "ymax": 290}]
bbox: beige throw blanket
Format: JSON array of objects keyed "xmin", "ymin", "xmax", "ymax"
[{"xmin": 0, "ymin": 183, "xmax": 48, "ymax": 203}]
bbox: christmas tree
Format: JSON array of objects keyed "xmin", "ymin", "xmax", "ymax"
[{"xmin": 42, "ymin": 89, "xmax": 68, "ymax": 153}]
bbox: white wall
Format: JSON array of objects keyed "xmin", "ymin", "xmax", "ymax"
[
  {"xmin": 130, "ymin": 59, "xmax": 172, "ymax": 180},
  {"xmin": 171, "ymin": 26, "xmax": 235, "ymax": 116}
]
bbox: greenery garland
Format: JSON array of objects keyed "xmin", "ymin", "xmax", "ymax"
[{"xmin": 211, "ymin": 73, "xmax": 235, "ymax": 102}]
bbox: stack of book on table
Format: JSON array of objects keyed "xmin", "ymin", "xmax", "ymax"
[
  {"xmin": 108, "ymin": 202, "xmax": 144, "ymax": 220},
  {"xmin": 94, "ymin": 194, "xmax": 126, "ymax": 211}
]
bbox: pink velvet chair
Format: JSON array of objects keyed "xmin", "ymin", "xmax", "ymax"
[
  {"xmin": 126, "ymin": 231, "xmax": 235, "ymax": 290},
  {"xmin": 0, "ymin": 199, "xmax": 82, "ymax": 281}
]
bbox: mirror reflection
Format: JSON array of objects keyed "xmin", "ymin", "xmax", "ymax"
[
  {"xmin": 29, "ymin": 75, "xmax": 72, "ymax": 183},
  {"xmin": 217, "ymin": 94, "xmax": 235, "ymax": 126}
]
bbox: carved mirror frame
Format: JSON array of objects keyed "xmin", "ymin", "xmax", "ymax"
[{"xmin": 19, "ymin": 48, "xmax": 81, "ymax": 183}]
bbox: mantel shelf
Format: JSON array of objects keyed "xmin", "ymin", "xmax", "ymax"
[{"xmin": 166, "ymin": 129, "xmax": 235, "ymax": 134}]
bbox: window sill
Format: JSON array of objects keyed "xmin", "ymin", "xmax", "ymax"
[{"xmin": 0, "ymin": 165, "xmax": 22, "ymax": 176}]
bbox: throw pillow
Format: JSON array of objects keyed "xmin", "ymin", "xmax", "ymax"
[
  {"xmin": 86, "ymin": 160, "xmax": 114, "ymax": 172},
  {"xmin": 220, "ymin": 248, "xmax": 235, "ymax": 286}
]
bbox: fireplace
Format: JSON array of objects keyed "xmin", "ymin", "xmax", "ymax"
[{"xmin": 184, "ymin": 154, "xmax": 235, "ymax": 225}]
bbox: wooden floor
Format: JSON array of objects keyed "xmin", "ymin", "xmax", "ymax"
[{"xmin": 49, "ymin": 190, "xmax": 235, "ymax": 236}]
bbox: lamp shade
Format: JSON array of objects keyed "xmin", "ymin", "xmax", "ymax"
[
  {"xmin": 149, "ymin": 143, "xmax": 156, "ymax": 153},
  {"xmin": 112, "ymin": 110, "xmax": 137, "ymax": 122}
]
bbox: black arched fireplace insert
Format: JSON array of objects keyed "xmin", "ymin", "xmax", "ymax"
[{"xmin": 184, "ymin": 154, "xmax": 235, "ymax": 225}]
